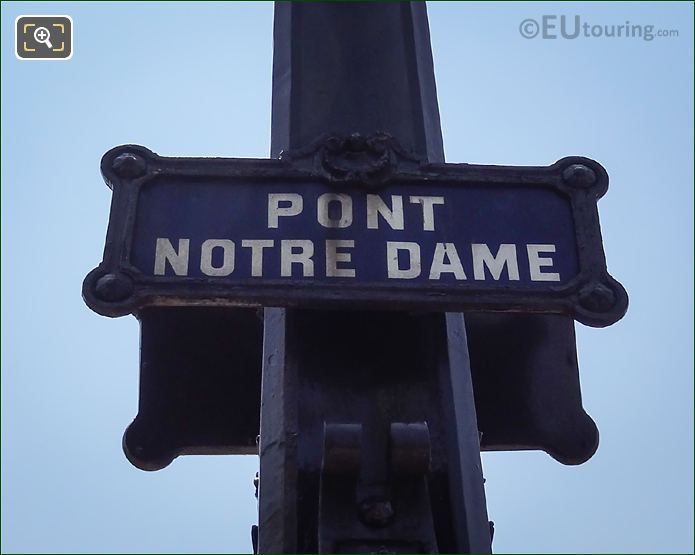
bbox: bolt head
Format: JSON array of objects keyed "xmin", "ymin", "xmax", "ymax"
[
  {"xmin": 112, "ymin": 153, "xmax": 147, "ymax": 178},
  {"xmin": 562, "ymin": 164, "xmax": 596, "ymax": 188},
  {"xmin": 94, "ymin": 273, "xmax": 134, "ymax": 302},
  {"xmin": 359, "ymin": 497, "xmax": 394, "ymax": 528},
  {"xmin": 579, "ymin": 283, "xmax": 615, "ymax": 313}
]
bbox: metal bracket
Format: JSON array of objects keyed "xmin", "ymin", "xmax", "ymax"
[{"xmin": 318, "ymin": 422, "xmax": 438, "ymax": 553}]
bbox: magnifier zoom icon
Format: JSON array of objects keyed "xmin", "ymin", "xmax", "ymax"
[{"xmin": 33, "ymin": 27, "xmax": 53, "ymax": 49}]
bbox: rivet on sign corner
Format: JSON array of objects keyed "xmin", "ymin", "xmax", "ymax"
[
  {"xmin": 562, "ymin": 163, "xmax": 596, "ymax": 188},
  {"xmin": 578, "ymin": 283, "xmax": 615, "ymax": 313},
  {"xmin": 94, "ymin": 272, "xmax": 134, "ymax": 302},
  {"xmin": 112, "ymin": 152, "xmax": 147, "ymax": 178}
]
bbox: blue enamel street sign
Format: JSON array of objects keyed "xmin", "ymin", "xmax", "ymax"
[{"xmin": 83, "ymin": 134, "xmax": 628, "ymax": 327}]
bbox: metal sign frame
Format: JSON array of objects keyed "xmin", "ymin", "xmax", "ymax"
[{"xmin": 82, "ymin": 134, "xmax": 627, "ymax": 328}]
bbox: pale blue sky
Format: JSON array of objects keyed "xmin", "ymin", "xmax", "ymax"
[{"xmin": 2, "ymin": 2, "xmax": 693, "ymax": 553}]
